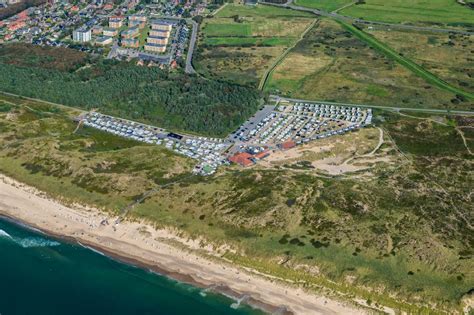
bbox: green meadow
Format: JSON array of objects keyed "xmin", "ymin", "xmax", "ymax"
[
  {"xmin": 340, "ymin": 0, "xmax": 474, "ymax": 25},
  {"xmin": 294, "ymin": 0, "xmax": 353, "ymax": 12}
]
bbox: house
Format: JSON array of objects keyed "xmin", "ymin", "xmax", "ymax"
[
  {"xmin": 255, "ymin": 150, "xmax": 270, "ymax": 160},
  {"xmin": 229, "ymin": 152, "xmax": 254, "ymax": 167}
]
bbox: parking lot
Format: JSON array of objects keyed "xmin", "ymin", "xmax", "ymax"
[
  {"xmin": 81, "ymin": 112, "xmax": 232, "ymax": 176},
  {"xmin": 228, "ymin": 102, "xmax": 371, "ymax": 148},
  {"xmin": 79, "ymin": 101, "xmax": 372, "ymax": 175}
]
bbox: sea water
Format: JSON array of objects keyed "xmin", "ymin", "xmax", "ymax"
[{"xmin": 0, "ymin": 217, "xmax": 264, "ymax": 315}]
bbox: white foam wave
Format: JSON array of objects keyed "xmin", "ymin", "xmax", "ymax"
[
  {"xmin": 0, "ymin": 229, "xmax": 13, "ymax": 239},
  {"xmin": 17, "ymin": 237, "xmax": 60, "ymax": 248},
  {"xmin": 0, "ymin": 229, "xmax": 60, "ymax": 248}
]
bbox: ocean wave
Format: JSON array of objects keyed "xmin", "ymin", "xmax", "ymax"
[
  {"xmin": 0, "ymin": 229, "xmax": 13, "ymax": 239},
  {"xmin": 17, "ymin": 237, "xmax": 61, "ymax": 248},
  {"xmin": 0, "ymin": 229, "xmax": 60, "ymax": 248}
]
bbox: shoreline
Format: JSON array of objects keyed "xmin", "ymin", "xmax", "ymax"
[{"xmin": 0, "ymin": 173, "xmax": 369, "ymax": 315}]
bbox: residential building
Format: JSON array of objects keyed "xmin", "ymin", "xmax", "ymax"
[
  {"xmin": 144, "ymin": 43, "xmax": 166, "ymax": 53},
  {"xmin": 121, "ymin": 26, "xmax": 139, "ymax": 39},
  {"xmin": 102, "ymin": 27, "xmax": 118, "ymax": 37},
  {"xmin": 147, "ymin": 35, "xmax": 168, "ymax": 45},
  {"xmin": 149, "ymin": 29, "xmax": 170, "ymax": 38},
  {"xmin": 229, "ymin": 152, "xmax": 254, "ymax": 167},
  {"xmin": 151, "ymin": 20, "xmax": 172, "ymax": 31},
  {"xmin": 95, "ymin": 36, "xmax": 113, "ymax": 46},
  {"xmin": 121, "ymin": 37, "xmax": 139, "ymax": 48},
  {"xmin": 72, "ymin": 27, "xmax": 91, "ymax": 42},
  {"xmin": 109, "ymin": 16, "xmax": 123, "ymax": 28},
  {"xmin": 91, "ymin": 25, "xmax": 103, "ymax": 35}
]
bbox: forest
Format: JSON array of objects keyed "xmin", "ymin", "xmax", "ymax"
[
  {"xmin": 0, "ymin": 44, "xmax": 262, "ymax": 136},
  {"xmin": 0, "ymin": 0, "xmax": 46, "ymax": 20}
]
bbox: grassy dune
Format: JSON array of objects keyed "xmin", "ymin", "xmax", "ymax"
[{"xmin": 0, "ymin": 94, "xmax": 472, "ymax": 313}]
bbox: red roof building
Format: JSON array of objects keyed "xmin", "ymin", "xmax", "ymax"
[
  {"xmin": 229, "ymin": 152, "xmax": 254, "ymax": 167},
  {"xmin": 255, "ymin": 150, "xmax": 270, "ymax": 160},
  {"xmin": 279, "ymin": 140, "xmax": 296, "ymax": 151},
  {"xmin": 8, "ymin": 20, "xmax": 26, "ymax": 32}
]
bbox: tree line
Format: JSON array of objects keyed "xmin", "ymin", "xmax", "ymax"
[{"xmin": 0, "ymin": 59, "xmax": 262, "ymax": 136}]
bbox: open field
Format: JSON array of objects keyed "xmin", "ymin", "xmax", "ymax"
[
  {"xmin": 0, "ymin": 94, "xmax": 473, "ymax": 313},
  {"xmin": 294, "ymin": 0, "xmax": 354, "ymax": 12},
  {"xmin": 195, "ymin": 4, "xmax": 315, "ymax": 86},
  {"xmin": 339, "ymin": 0, "xmax": 474, "ymax": 26},
  {"xmin": 266, "ymin": 19, "xmax": 473, "ymax": 110},
  {"xmin": 363, "ymin": 26, "xmax": 474, "ymax": 94},
  {"xmin": 340, "ymin": 21, "xmax": 474, "ymax": 101}
]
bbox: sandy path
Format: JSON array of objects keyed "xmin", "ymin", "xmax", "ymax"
[{"xmin": 0, "ymin": 174, "xmax": 369, "ymax": 315}]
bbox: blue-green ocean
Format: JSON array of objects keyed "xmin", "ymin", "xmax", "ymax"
[{"xmin": 0, "ymin": 217, "xmax": 264, "ymax": 315}]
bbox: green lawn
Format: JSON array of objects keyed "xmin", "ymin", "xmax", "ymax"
[
  {"xmin": 294, "ymin": 0, "xmax": 354, "ymax": 12},
  {"xmin": 340, "ymin": 0, "xmax": 474, "ymax": 25},
  {"xmin": 202, "ymin": 23, "xmax": 252, "ymax": 37}
]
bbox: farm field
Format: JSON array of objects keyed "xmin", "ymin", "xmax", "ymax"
[
  {"xmin": 363, "ymin": 26, "xmax": 474, "ymax": 94},
  {"xmin": 0, "ymin": 93, "xmax": 473, "ymax": 313},
  {"xmin": 294, "ymin": 0, "xmax": 353, "ymax": 12},
  {"xmin": 339, "ymin": 0, "xmax": 474, "ymax": 26},
  {"xmin": 195, "ymin": 4, "xmax": 315, "ymax": 86},
  {"xmin": 265, "ymin": 19, "xmax": 472, "ymax": 110}
]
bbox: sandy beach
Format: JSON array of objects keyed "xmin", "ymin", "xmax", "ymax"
[{"xmin": 0, "ymin": 173, "xmax": 369, "ymax": 315}]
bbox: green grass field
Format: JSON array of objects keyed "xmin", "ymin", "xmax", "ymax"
[
  {"xmin": 202, "ymin": 23, "xmax": 252, "ymax": 37},
  {"xmin": 294, "ymin": 0, "xmax": 353, "ymax": 12},
  {"xmin": 340, "ymin": 0, "xmax": 474, "ymax": 25},
  {"xmin": 196, "ymin": 4, "xmax": 315, "ymax": 86}
]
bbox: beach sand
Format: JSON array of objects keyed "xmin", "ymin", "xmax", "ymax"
[{"xmin": 0, "ymin": 174, "xmax": 370, "ymax": 315}]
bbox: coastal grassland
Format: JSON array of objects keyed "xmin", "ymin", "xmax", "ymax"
[
  {"xmin": 0, "ymin": 94, "xmax": 195, "ymax": 210},
  {"xmin": 265, "ymin": 19, "xmax": 472, "ymax": 109},
  {"xmin": 294, "ymin": 0, "xmax": 353, "ymax": 12},
  {"xmin": 340, "ymin": 22, "xmax": 474, "ymax": 101},
  {"xmin": 0, "ymin": 95, "xmax": 472, "ymax": 312},
  {"xmin": 339, "ymin": 0, "xmax": 474, "ymax": 26},
  {"xmin": 130, "ymin": 113, "xmax": 473, "ymax": 312},
  {"xmin": 363, "ymin": 27, "xmax": 474, "ymax": 94},
  {"xmin": 0, "ymin": 44, "xmax": 262, "ymax": 137},
  {"xmin": 195, "ymin": 4, "xmax": 315, "ymax": 86}
]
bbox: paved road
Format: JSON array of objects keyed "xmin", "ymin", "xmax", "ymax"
[
  {"xmin": 185, "ymin": 20, "xmax": 198, "ymax": 74},
  {"xmin": 272, "ymin": 95, "xmax": 474, "ymax": 116},
  {"xmin": 261, "ymin": 1, "xmax": 474, "ymax": 35}
]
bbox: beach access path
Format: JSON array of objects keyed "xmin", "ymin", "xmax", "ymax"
[{"xmin": 0, "ymin": 173, "xmax": 373, "ymax": 315}]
